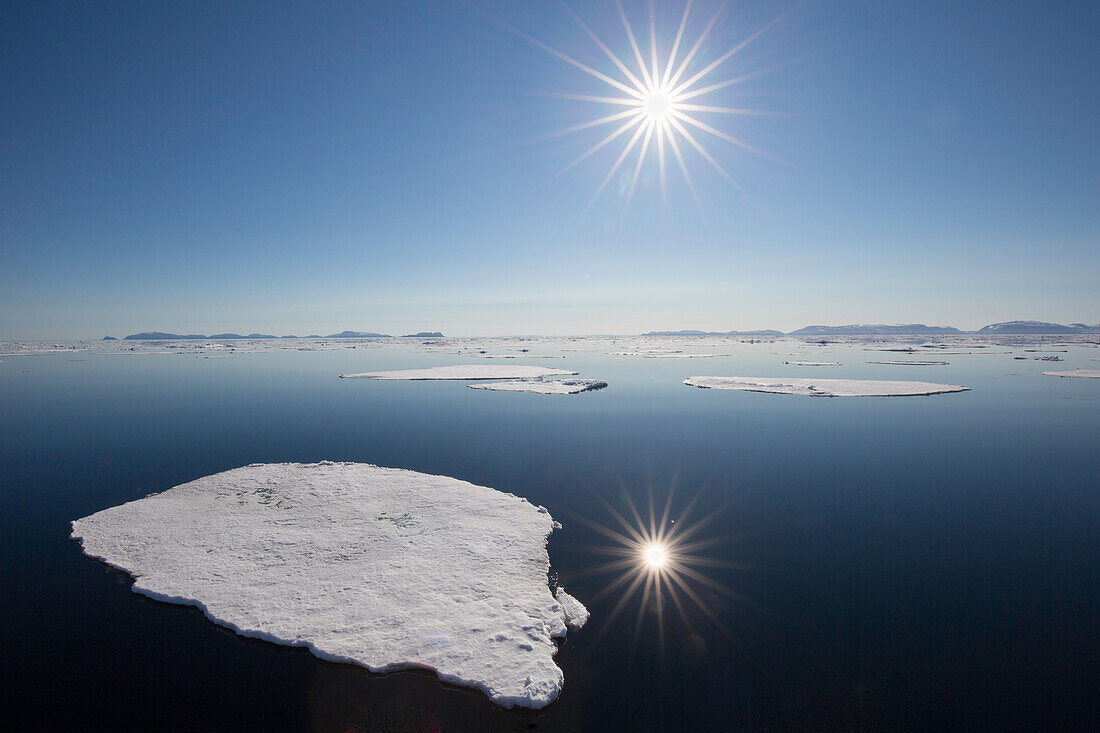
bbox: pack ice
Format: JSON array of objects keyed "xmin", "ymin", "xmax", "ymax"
[
  {"xmin": 468, "ymin": 377, "xmax": 607, "ymax": 394},
  {"xmin": 684, "ymin": 376, "xmax": 970, "ymax": 397},
  {"xmin": 71, "ymin": 462, "xmax": 587, "ymax": 709}
]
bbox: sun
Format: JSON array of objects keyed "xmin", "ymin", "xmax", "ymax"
[
  {"xmin": 642, "ymin": 90, "xmax": 675, "ymax": 122},
  {"xmin": 644, "ymin": 542, "xmax": 668, "ymax": 569},
  {"xmin": 510, "ymin": 0, "xmax": 787, "ymax": 213}
]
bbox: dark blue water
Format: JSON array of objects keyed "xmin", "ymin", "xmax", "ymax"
[{"xmin": 2, "ymin": 343, "xmax": 1098, "ymax": 730}]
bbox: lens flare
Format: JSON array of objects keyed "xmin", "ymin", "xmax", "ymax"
[{"xmin": 510, "ymin": 0, "xmax": 790, "ymax": 213}]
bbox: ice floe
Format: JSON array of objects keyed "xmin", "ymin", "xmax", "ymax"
[
  {"xmin": 783, "ymin": 361, "xmax": 841, "ymax": 366},
  {"xmin": 71, "ymin": 462, "xmax": 586, "ymax": 709},
  {"xmin": 555, "ymin": 588, "xmax": 590, "ymax": 630},
  {"xmin": 467, "ymin": 377, "xmax": 607, "ymax": 394},
  {"xmin": 684, "ymin": 376, "xmax": 970, "ymax": 397},
  {"xmin": 1042, "ymin": 369, "xmax": 1100, "ymax": 378},
  {"xmin": 867, "ymin": 360, "xmax": 949, "ymax": 366},
  {"xmin": 339, "ymin": 365, "xmax": 578, "ymax": 380}
]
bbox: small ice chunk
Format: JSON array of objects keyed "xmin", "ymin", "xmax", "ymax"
[
  {"xmin": 468, "ymin": 377, "xmax": 607, "ymax": 395},
  {"xmin": 554, "ymin": 588, "xmax": 590, "ymax": 630},
  {"xmin": 783, "ymin": 361, "xmax": 841, "ymax": 366},
  {"xmin": 684, "ymin": 376, "xmax": 969, "ymax": 397},
  {"xmin": 340, "ymin": 365, "xmax": 578, "ymax": 380},
  {"xmin": 71, "ymin": 462, "xmax": 585, "ymax": 709},
  {"xmin": 1042, "ymin": 369, "xmax": 1100, "ymax": 378}
]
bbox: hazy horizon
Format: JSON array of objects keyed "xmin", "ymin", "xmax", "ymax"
[{"xmin": 6, "ymin": 314, "xmax": 1100, "ymax": 342}]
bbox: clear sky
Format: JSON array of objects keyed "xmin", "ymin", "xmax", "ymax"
[{"xmin": 2, "ymin": 0, "xmax": 1097, "ymax": 338}]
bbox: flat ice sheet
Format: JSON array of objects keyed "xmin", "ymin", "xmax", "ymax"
[
  {"xmin": 468, "ymin": 377, "xmax": 607, "ymax": 394},
  {"xmin": 71, "ymin": 462, "xmax": 587, "ymax": 709},
  {"xmin": 1042, "ymin": 369, "xmax": 1100, "ymax": 378},
  {"xmin": 340, "ymin": 365, "xmax": 578, "ymax": 380},
  {"xmin": 867, "ymin": 360, "xmax": 949, "ymax": 366},
  {"xmin": 684, "ymin": 376, "xmax": 969, "ymax": 397}
]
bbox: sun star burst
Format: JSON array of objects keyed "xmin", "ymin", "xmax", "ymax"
[
  {"xmin": 568, "ymin": 482, "xmax": 756, "ymax": 657},
  {"xmin": 517, "ymin": 0, "xmax": 786, "ymax": 214}
]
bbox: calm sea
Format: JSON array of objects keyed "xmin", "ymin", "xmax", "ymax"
[{"xmin": 2, "ymin": 340, "xmax": 1097, "ymax": 730}]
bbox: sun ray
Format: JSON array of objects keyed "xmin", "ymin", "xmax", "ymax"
[
  {"xmin": 675, "ymin": 103, "xmax": 782, "ymax": 116},
  {"xmin": 648, "ymin": 3, "xmax": 660, "ymax": 89},
  {"xmin": 663, "ymin": 120, "xmax": 699, "ymax": 204},
  {"xmin": 619, "ymin": 487, "xmax": 652, "ymax": 545},
  {"xmin": 591, "ymin": 568, "xmax": 650, "ymax": 639},
  {"xmin": 623, "ymin": 119, "xmax": 655, "ymax": 217},
  {"xmin": 507, "ymin": 21, "xmax": 645, "ymax": 99},
  {"xmin": 558, "ymin": 113, "xmax": 646, "ymax": 175},
  {"xmin": 670, "ymin": 11, "xmax": 786, "ymax": 98},
  {"xmin": 573, "ymin": 502, "xmax": 646, "ymax": 547},
  {"xmin": 673, "ymin": 62, "xmax": 791, "ymax": 102},
  {"xmin": 615, "ymin": 0, "xmax": 654, "ymax": 89},
  {"xmin": 656, "ymin": 119, "xmax": 668, "ymax": 201},
  {"xmin": 664, "ymin": 563, "xmax": 731, "ymax": 635},
  {"xmin": 672, "ymin": 109, "xmax": 780, "ymax": 163},
  {"xmin": 534, "ymin": 108, "xmax": 644, "ymax": 144},
  {"xmin": 666, "ymin": 114, "xmax": 745, "ymax": 190},
  {"xmin": 560, "ymin": 2, "xmax": 648, "ymax": 92},
  {"xmin": 664, "ymin": 1, "xmax": 725, "ymax": 92},
  {"xmin": 656, "ymin": 480, "xmax": 676, "ymax": 545},
  {"xmin": 529, "ymin": 91, "xmax": 644, "ymax": 106},
  {"xmin": 663, "ymin": 574, "xmax": 695, "ymax": 631},
  {"xmin": 661, "ymin": 0, "xmax": 693, "ymax": 88}
]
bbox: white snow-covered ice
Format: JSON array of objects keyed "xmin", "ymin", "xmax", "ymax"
[
  {"xmin": 783, "ymin": 361, "xmax": 841, "ymax": 366},
  {"xmin": 684, "ymin": 376, "xmax": 970, "ymax": 397},
  {"xmin": 867, "ymin": 360, "xmax": 949, "ymax": 366},
  {"xmin": 339, "ymin": 365, "xmax": 578, "ymax": 380},
  {"xmin": 71, "ymin": 462, "xmax": 587, "ymax": 709},
  {"xmin": 555, "ymin": 588, "xmax": 590, "ymax": 630},
  {"xmin": 468, "ymin": 377, "xmax": 607, "ymax": 394},
  {"xmin": 1042, "ymin": 369, "xmax": 1100, "ymax": 378}
]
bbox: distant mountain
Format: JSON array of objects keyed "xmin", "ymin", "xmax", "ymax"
[
  {"xmin": 102, "ymin": 336, "xmax": 116, "ymax": 340},
  {"xmin": 325, "ymin": 331, "xmax": 391, "ymax": 338},
  {"xmin": 977, "ymin": 321, "xmax": 1098, "ymax": 334},
  {"xmin": 402, "ymin": 331, "xmax": 444, "ymax": 338},
  {"xmin": 124, "ymin": 332, "xmax": 207, "ymax": 340},
  {"xmin": 208, "ymin": 333, "xmax": 278, "ymax": 339},
  {"xmin": 788, "ymin": 324, "xmax": 962, "ymax": 335},
  {"xmin": 643, "ymin": 329, "xmax": 784, "ymax": 336}
]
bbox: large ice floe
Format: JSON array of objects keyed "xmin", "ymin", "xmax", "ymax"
[
  {"xmin": 1042, "ymin": 369, "xmax": 1100, "ymax": 378},
  {"xmin": 71, "ymin": 462, "xmax": 586, "ymax": 709},
  {"xmin": 339, "ymin": 365, "xmax": 577, "ymax": 380},
  {"xmin": 684, "ymin": 376, "xmax": 970, "ymax": 397},
  {"xmin": 467, "ymin": 377, "xmax": 607, "ymax": 394}
]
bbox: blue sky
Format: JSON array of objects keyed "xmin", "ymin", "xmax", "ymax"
[{"xmin": 2, "ymin": 0, "xmax": 1097, "ymax": 338}]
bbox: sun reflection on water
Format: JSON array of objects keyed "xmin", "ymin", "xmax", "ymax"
[{"xmin": 571, "ymin": 481, "xmax": 755, "ymax": 656}]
